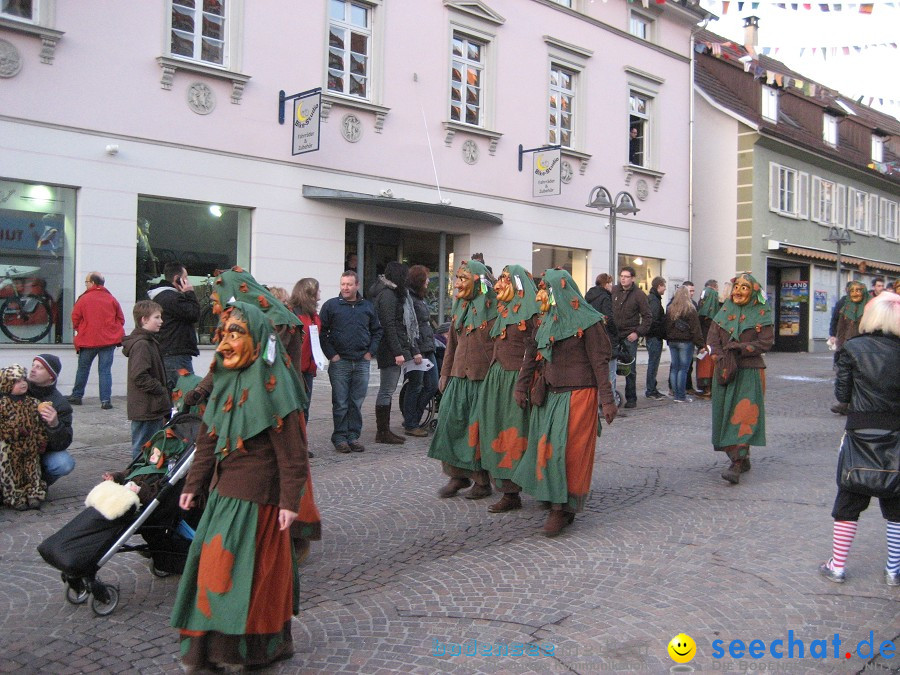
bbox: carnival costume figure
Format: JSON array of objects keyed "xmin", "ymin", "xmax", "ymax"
[{"xmin": 695, "ymin": 282, "xmax": 720, "ymax": 397}]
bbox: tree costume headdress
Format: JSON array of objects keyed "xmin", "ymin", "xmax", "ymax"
[
  {"xmin": 490, "ymin": 264, "xmax": 541, "ymax": 339},
  {"xmin": 451, "ymin": 259, "xmax": 498, "ymax": 334},
  {"xmin": 697, "ymin": 284, "xmax": 720, "ymax": 319},
  {"xmin": 202, "ymin": 301, "xmax": 307, "ymax": 460},
  {"xmin": 211, "ymin": 267, "xmax": 302, "ymax": 334},
  {"xmin": 534, "ymin": 268, "xmax": 603, "ymax": 362},
  {"xmin": 712, "ymin": 272, "xmax": 774, "ymax": 340}
]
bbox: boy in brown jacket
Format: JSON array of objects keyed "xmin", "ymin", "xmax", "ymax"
[{"xmin": 122, "ymin": 300, "xmax": 170, "ymax": 459}]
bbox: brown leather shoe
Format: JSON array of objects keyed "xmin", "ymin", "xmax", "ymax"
[
  {"xmin": 404, "ymin": 427, "xmax": 428, "ymax": 437},
  {"xmin": 543, "ymin": 510, "xmax": 575, "ymax": 537},
  {"xmin": 334, "ymin": 442, "xmax": 352, "ymax": 454},
  {"xmin": 487, "ymin": 493, "xmax": 522, "ymax": 513},
  {"xmin": 721, "ymin": 462, "xmax": 741, "ymax": 484},
  {"xmin": 437, "ymin": 477, "xmax": 471, "ymax": 498},
  {"xmin": 464, "ymin": 483, "xmax": 493, "ymax": 500},
  {"xmin": 375, "ymin": 429, "xmax": 406, "ymax": 444},
  {"xmin": 348, "ymin": 440, "xmax": 365, "ymax": 452}
]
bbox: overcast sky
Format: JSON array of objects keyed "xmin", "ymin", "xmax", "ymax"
[{"xmin": 697, "ymin": 0, "xmax": 900, "ymax": 120}]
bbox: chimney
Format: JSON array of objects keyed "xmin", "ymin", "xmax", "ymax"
[{"xmin": 743, "ymin": 15, "xmax": 760, "ymax": 50}]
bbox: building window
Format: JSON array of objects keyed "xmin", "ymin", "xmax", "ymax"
[
  {"xmin": 548, "ymin": 64, "xmax": 575, "ymax": 148},
  {"xmin": 328, "ymin": 0, "xmax": 372, "ymax": 99},
  {"xmin": 169, "ymin": 0, "xmax": 228, "ymax": 66},
  {"xmin": 550, "ymin": 0, "xmax": 573, "ymax": 6},
  {"xmin": 823, "ymin": 115, "xmax": 838, "ymax": 146},
  {"xmin": 811, "ymin": 176, "xmax": 836, "ymax": 225},
  {"xmin": 533, "ymin": 244, "xmax": 588, "ymax": 292},
  {"xmin": 847, "ymin": 188, "xmax": 869, "ymax": 233},
  {"xmin": 450, "ymin": 32, "xmax": 485, "ymax": 126},
  {"xmin": 1, "ymin": 0, "xmax": 34, "ymax": 20},
  {"xmin": 136, "ymin": 197, "xmax": 251, "ymax": 342},
  {"xmin": 872, "ymin": 135, "xmax": 884, "ymax": 163},
  {"xmin": 761, "ymin": 86, "xmax": 778, "ymax": 122},
  {"xmin": 0, "ymin": 179, "xmax": 76, "ymax": 345},
  {"xmin": 768, "ymin": 162, "xmax": 808, "ymax": 219},
  {"xmin": 629, "ymin": 92, "xmax": 650, "ymax": 167},
  {"xmin": 880, "ymin": 199, "xmax": 898, "ymax": 241},
  {"xmin": 629, "ymin": 11, "xmax": 653, "ymax": 40}
]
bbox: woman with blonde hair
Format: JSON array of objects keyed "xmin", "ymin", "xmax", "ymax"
[
  {"xmin": 820, "ymin": 291, "xmax": 900, "ymax": 585},
  {"xmin": 289, "ymin": 278, "xmax": 322, "ymax": 423},
  {"xmin": 664, "ymin": 286, "xmax": 705, "ymax": 403}
]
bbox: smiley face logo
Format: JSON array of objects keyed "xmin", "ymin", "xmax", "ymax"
[{"xmin": 668, "ymin": 633, "xmax": 696, "ymax": 664}]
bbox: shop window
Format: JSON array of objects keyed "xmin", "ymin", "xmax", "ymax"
[
  {"xmin": 532, "ymin": 243, "xmax": 588, "ymax": 292},
  {"xmin": 136, "ymin": 197, "xmax": 251, "ymax": 330},
  {"xmin": 617, "ymin": 253, "xmax": 662, "ymax": 294},
  {"xmin": 0, "ymin": 179, "xmax": 76, "ymax": 345}
]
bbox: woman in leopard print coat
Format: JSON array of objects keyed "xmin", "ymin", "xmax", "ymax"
[{"xmin": 0, "ymin": 364, "xmax": 48, "ymax": 510}]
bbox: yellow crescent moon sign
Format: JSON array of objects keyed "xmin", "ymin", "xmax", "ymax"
[
  {"xmin": 536, "ymin": 154, "xmax": 548, "ymax": 171},
  {"xmin": 296, "ymin": 103, "xmax": 310, "ymax": 123}
]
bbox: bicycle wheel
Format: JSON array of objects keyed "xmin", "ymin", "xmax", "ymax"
[{"xmin": 0, "ymin": 294, "xmax": 53, "ymax": 343}]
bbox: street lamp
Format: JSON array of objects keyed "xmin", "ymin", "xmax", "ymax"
[
  {"xmin": 824, "ymin": 225, "xmax": 854, "ymax": 305},
  {"xmin": 586, "ymin": 186, "xmax": 640, "ymax": 275}
]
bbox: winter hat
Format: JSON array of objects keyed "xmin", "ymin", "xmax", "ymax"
[{"xmin": 34, "ymin": 353, "xmax": 61, "ymax": 382}]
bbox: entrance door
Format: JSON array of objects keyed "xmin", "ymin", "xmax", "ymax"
[{"xmin": 769, "ymin": 264, "xmax": 810, "ymax": 352}]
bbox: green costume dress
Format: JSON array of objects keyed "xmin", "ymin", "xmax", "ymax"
[
  {"xmin": 512, "ymin": 270, "xmax": 614, "ymax": 511},
  {"xmin": 428, "ymin": 260, "xmax": 497, "ymax": 479},
  {"xmin": 171, "ymin": 301, "xmax": 308, "ymax": 669},
  {"xmin": 835, "ymin": 281, "xmax": 868, "ymax": 350},
  {"xmin": 709, "ymin": 273, "xmax": 775, "ymax": 455},
  {"xmin": 479, "ymin": 265, "xmax": 540, "ymax": 490}
]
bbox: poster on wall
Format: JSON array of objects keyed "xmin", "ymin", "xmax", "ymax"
[
  {"xmin": 814, "ymin": 290, "xmax": 828, "ymax": 312},
  {"xmin": 779, "ymin": 303, "xmax": 801, "ymax": 335},
  {"xmin": 0, "ymin": 210, "xmax": 64, "ymax": 254},
  {"xmin": 781, "ymin": 280, "xmax": 809, "ymax": 303}
]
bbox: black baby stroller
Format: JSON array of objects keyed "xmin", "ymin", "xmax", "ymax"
[
  {"xmin": 398, "ymin": 321, "xmax": 448, "ymax": 432},
  {"xmin": 37, "ymin": 412, "xmax": 202, "ymax": 616}
]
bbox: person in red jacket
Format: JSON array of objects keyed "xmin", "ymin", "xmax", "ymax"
[{"xmin": 68, "ymin": 272, "xmax": 125, "ymax": 409}]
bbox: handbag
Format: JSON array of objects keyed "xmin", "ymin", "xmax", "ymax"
[
  {"xmin": 714, "ymin": 349, "xmax": 738, "ymax": 386},
  {"xmin": 837, "ymin": 429, "xmax": 900, "ymax": 498}
]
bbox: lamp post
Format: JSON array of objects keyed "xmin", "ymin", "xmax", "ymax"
[
  {"xmin": 824, "ymin": 226, "xmax": 854, "ymax": 305},
  {"xmin": 586, "ymin": 186, "xmax": 640, "ymax": 275}
]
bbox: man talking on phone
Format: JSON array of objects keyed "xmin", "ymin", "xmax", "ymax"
[{"xmin": 148, "ymin": 261, "xmax": 200, "ymax": 390}]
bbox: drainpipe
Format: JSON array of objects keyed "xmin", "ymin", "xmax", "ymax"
[{"xmin": 689, "ymin": 15, "xmax": 712, "ymax": 281}]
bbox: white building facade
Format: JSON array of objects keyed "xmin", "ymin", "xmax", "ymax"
[{"xmin": 0, "ymin": 0, "xmax": 706, "ymax": 393}]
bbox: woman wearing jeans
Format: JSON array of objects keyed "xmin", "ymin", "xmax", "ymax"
[
  {"xmin": 402, "ymin": 265, "xmax": 439, "ymax": 437},
  {"xmin": 664, "ymin": 286, "xmax": 705, "ymax": 403}
]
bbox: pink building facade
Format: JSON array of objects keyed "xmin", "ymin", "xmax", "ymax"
[{"xmin": 0, "ymin": 0, "xmax": 706, "ymax": 393}]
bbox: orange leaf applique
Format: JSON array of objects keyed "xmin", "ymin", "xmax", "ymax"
[
  {"xmin": 177, "ymin": 368, "xmax": 191, "ymax": 377},
  {"xmin": 468, "ymin": 421, "xmax": 480, "ymax": 460},
  {"xmin": 265, "ymin": 375, "xmax": 277, "ymax": 392},
  {"xmin": 536, "ymin": 435, "xmax": 553, "ymax": 481},
  {"xmin": 273, "ymin": 415, "xmax": 284, "ymax": 433},
  {"xmin": 759, "ymin": 309, "xmax": 766, "ymax": 316},
  {"xmin": 576, "ymin": 328, "xmax": 584, "ymax": 339},
  {"xmin": 513, "ymin": 303, "xmax": 521, "ymax": 313},
  {"xmin": 236, "ymin": 437, "xmax": 245, "ymax": 452},
  {"xmin": 166, "ymin": 428, "xmax": 177, "ymax": 438},
  {"xmin": 499, "ymin": 306, "xmax": 509, "ymax": 318},
  {"xmin": 258, "ymin": 295, "xmax": 270, "ymax": 309},
  {"xmin": 239, "ymin": 282, "xmax": 249, "ymax": 293},
  {"xmin": 739, "ymin": 314, "xmax": 746, "ymax": 322},
  {"xmin": 517, "ymin": 320, "xmax": 526, "ymax": 331},
  {"xmin": 730, "ymin": 398, "xmax": 759, "ymax": 438},
  {"xmin": 223, "ymin": 394, "xmax": 234, "ymax": 412},
  {"xmin": 560, "ymin": 278, "xmax": 567, "ymax": 288},
  {"xmin": 232, "ymin": 266, "xmax": 244, "ymax": 273},
  {"xmin": 728, "ymin": 314, "xmax": 737, "ymax": 321},
  {"xmin": 517, "ymin": 289, "xmax": 524, "ymax": 298},
  {"xmin": 172, "ymin": 389, "xmax": 183, "ymax": 402},
  {"xmin": 238, "ymin": 388, "xmax": 249, "ymax": 407},
  {"xmin": 571, "ymin": 298, "xmax": 579, "ymax": 310},
  {"xmin": 196, "ymin": 534, "xmax": 235, "ymax": 618},
  {"xmin": 491, "ymin": 427, "xmax": 528, "ymax": 469}
]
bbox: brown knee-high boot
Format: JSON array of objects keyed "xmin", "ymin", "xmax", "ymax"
[
  {"xmin": 375, "ymin": 404, "xmax": 405, "ymax": 444},
  {"xmin": 721, "ymin": 445, "xmax": 749, "ymax": 484}
]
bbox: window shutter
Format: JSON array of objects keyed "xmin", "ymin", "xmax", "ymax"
[
  {"xmin": 769, "ymin": 162, "xmax": 780, "ymax": 212},
  {"xmin": 798, "ymin": 172, "xmax": 809, "ymax": 219},
  {"xmin": 868, "ymin": 193, "xmax": 879, "ymax": 234},
  {"xmin": 836, "ymin": 184, "xmax": 846, "ymax": 227},
  {"xmin": 879, "ymin": 198, "xmax": 888, "ymax": 238},
  {"xmin": 811, "ymin": 176, "xmax": 822, "ymax": 223},
  {"xmin": 847, "ymin": 188, "xmax": 859, "ymax": 231}
]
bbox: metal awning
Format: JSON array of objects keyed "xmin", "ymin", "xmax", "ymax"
[
  {"xmin": 302, "ymin": 185, "xmax": 503, "ymax": 225},
  {"xmin": 780, "ymin": 244, "xmax": 900, "ymax": 274}
]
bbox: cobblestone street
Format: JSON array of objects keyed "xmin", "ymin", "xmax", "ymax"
[{"xmin": 1, "ymin": 352, "xmax": 897, "ymax": 674}]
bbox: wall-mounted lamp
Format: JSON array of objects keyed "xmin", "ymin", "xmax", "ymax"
[
  {"xmin": 209, "ymin": 204, "xmax": 223, "ymax": 218},
  {"xmin": 379, "ymin": 188, "xmax": 394, "ymax": 198},
  {"xmin": 105, "ymin": 144, "xmax": 119, "ymax": 156}
]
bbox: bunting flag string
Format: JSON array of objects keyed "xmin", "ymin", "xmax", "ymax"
[{"xmin": 704, "ymin": 0, "xmax": 896, "ymax": 12}]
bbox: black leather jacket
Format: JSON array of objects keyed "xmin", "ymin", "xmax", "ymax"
[{"xmin": 835, "ymin": 332, "xmax": 900, "ymax": 430}]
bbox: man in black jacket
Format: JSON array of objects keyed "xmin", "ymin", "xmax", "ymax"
[
  {"xmin": 148, "ymin": 261, "xmax": 200, "ymax": 390},
  {"xmin": 612, "ymin": 266, "xmax": 652, "ymax": 408},
  {"xmin": 26, "ymin": 354, "xmax": 75, "ymax": 485},
  {"xmin": 645, "ymin": 276, "xmax": 667, "ymax": 400}
]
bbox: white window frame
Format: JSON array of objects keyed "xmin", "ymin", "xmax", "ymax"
[
  {"xmin": 0, "ymin": 0, "xmax": 62, "ymax": 65},
  {"xmin": 629, "ymin": 91, "xmax": 651, "ymax": 168},
  {"xmin": 872, "ymin": 135, "xmax": 884, "ymax": 163},
  {"xmin": 880, "ymin": 198, "xmax": 898, "ymax": 241},
  {"xmin": 550, "ymin": 0, "xmax": 573, "ymax": 6},
  {"xmin": 836, "ymin": 184, "xmax": 847, "ymax": 228},
  {"xmin": 629, "ymin": 10, "xmax": 654, "ymax": 41},
  {"xmin": 1, "ymin": 0, "xmax": 38, "ymax": 22},
  {"xmin": 768, "ymin": 162, "xmax": 808, "ymax": 219},
  {"xmin": 761, "ymin": 86, "xmax": 778, "ymax": 122},
  {"xmin": 447, "ymin": 28, "xmax": 493, "ymax": 128},
  {"xmin": 823, "ymin": 114, "xmax": 838, "ymax": 146},
  {"xmin": 167, "ymin": 0, "xmax": 232, "ymax": 68},
  {"xmin": 548, "ymin": 62, "xmax": 576, "ymax": 149},
  {"xmin": 867, "ymin": 193, "xmax": 879, "ymax": 235},
  {"xmin": 847, "ymin": 187, "xmax": 869, "ymax": 233},
  {"xmin": 327, "ymin": 0, "xmax": 374, "ymax": 100},
  {"xmin": 811, "ymin": 176, "xmax": 836, "ymax": 225}
]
